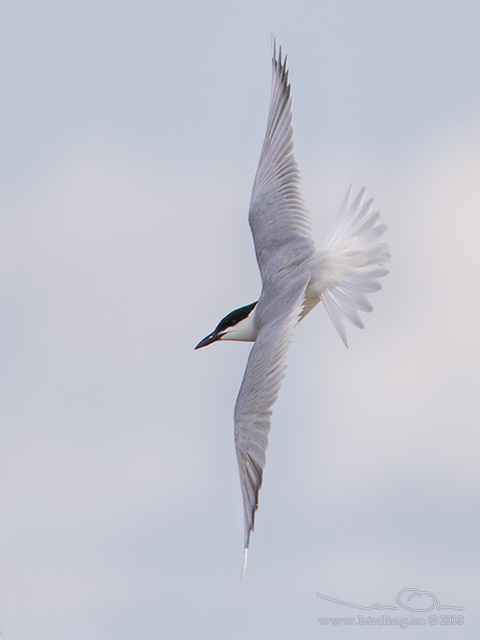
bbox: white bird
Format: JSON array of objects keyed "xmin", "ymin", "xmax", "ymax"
[{"xmin": 195, "ymin": 43, "xmax": 389, "ymax": 577}]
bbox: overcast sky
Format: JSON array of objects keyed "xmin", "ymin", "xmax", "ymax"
[{"xmin": 1, "ymin": 1, "xmax": 479, "ymax": 639}]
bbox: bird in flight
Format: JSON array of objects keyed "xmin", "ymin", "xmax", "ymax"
[{"xmin": 195, "ymin": 42, "xmax": 389, "ymax": 576}]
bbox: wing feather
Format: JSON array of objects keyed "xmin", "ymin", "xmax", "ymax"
[
  {"xmin": 249, "ymin": 43, "xmax": 314, "ymax": 281},
  {"xmin": 234, "ymin": 276, "xmax": 308, "ymax": 552}
]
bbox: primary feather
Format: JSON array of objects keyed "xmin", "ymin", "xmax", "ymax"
[
  {"xmin": 249, "ymin": 43, "xmax": 314, "ymax": 281},
  {"xmin": 234, "ymin": 273, "xmax": 309, "ymax": 555}
]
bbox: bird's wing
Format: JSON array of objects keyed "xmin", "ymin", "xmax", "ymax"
[
  {"xmin": 234, "ymin": 273, "xmax": 309, "ymax": 563},
  {"xmin": 249, "ymin": 43, "xmax": 314, "ymax": 281}
]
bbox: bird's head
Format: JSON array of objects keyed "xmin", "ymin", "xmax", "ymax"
[{"xmin": 195, "ymin": 302, "xmax": 258, "ymax": 349}]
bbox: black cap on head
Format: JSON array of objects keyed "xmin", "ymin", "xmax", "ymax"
[{"xmin": 195, "ymin": 301, "xmax": 257, "ymax": 350}]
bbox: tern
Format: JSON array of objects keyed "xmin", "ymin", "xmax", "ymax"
[{"xmin": 195, "ymin": 43, "xmax": 389, "ymax": 576}]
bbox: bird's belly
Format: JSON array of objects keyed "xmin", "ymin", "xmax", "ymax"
[{"xmin": 300, "ymin": 251, "xmax": 341, "ymax": 319}]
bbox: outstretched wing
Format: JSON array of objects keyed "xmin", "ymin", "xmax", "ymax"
[
  {"xmin": 249, "ymin": 43, "xmax": 314, "ymax": 281},
  {"xmin": 234, "ymin": 274, "xmax": 309, "ymax": 567}
]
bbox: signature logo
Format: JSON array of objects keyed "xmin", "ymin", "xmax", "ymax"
[{"xmin": 316, "ymin": 588, "xmax": 464, "ymax": 612}]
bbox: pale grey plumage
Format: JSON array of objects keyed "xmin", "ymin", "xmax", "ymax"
[
  {"xmin": 195, "ymin": 42, "xmax": 389, "ymax": 576},
  {"xmin": 249, "ymin": 43, "xmax": 314, "ymax": 282},
  {"xmin": 234, "ymin": 272, "xmax": 309, "ymax": 555}
]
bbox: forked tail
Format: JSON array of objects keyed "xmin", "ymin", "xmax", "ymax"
[{"xmin": 315, "ymin": 185, "xmax": 390, "ymax": 346}]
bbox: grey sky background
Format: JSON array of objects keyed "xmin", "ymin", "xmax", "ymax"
[{"xmin": 1, "ymin": 1, "xmax": 479, "ymax": 638}]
